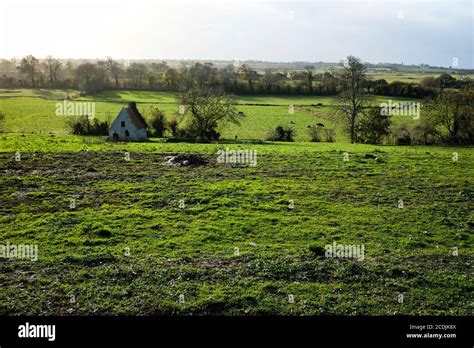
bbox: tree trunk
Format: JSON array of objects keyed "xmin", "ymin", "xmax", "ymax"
[
  {"xmin": 452, "ymin": 111, "xmax": 460, "ymax": 144},
  {"xmin": 350, "ymin": 114, "xmax": 356, "ymax": 143}
]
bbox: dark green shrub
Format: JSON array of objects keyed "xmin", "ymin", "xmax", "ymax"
[
  {"xmin": 266, "ymin": 125, "xmax": 295, "ymax": 141},
  {"xmin": 356, "ymin": 107, "xmax": 391, "ymax": 144},
  {"xmin": 149, "ymin": 107, "xmax": 167, "ymax": 137}
]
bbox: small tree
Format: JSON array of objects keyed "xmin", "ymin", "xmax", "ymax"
[
  {"xmin": 66, "ymin": 116, "xmax": 89, "ymax": 135},
  {"xmin": 18, "ymin": 55, "xmax": 39, "ymax": 87},
  {"xmin": 179, "ymin": 88, "xmax": 243, "ymax": 142},
  {"xmin": 436, "ymin": 73, "xmax": 457, "ymax": 89},
  {"xmin": 66, "ymin": 116, "xmax": 108, "ymax": 135},
  {"xmin": 336, "ymin": 56, "xmax": 370, "ymax": 143},
  {"xmin": 149, "ymin": 107, "xmax": 167, "ymax": 137},
  {"xmin": 44, "ymin": 56, "xmax": 62, "ymax": 86},
  {"xmin": 426, "ymin": 87, "xmax": 474, "ymax": 144},
  {"xmin": 75, "ymin": 63, "xmax": 96, "ymax": 87},
  {"xmin": 308, "ymin": 126, "xmax": 335, "ymax": 142},
  {"xmin": 267, "ymin": 126, "xmax": 295, "ymax": 141},
  {"xmin": 411, "ymin": 118, "xmax": 440, "ymax": 145},
  {"xmin": 389, "ymin": 124, "xmax": 412, "ymax": 145},
  {"xmin": 106, "ymin": 57, "xmax": 121, "ymax": 88},
  {"xmin": 355, "ymin": 107, "xmax": 391, "ymax": 144},
  {"xmin": 324, "ymin": 129, "xmax": 335, "ymax": 142},
  {"xmin": 167, "ymin": 115, "xmax": 179, "ymax": 137},
  {"xmin": 304, "ymin": 65, "xmax": 315, "ymax": 94},
  {"xmin": 308, "ymin": 126, "xmax": 322, "ymax": 142}
]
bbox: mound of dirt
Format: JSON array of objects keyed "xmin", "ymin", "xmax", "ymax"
[{"xmin": 163, "ymin": 154, "xmax": 210, "ymax": 166}]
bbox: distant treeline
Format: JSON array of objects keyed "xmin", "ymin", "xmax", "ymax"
[{"xmin": 0, "ymin": 56, "xmax": 472, "ymax": 98}]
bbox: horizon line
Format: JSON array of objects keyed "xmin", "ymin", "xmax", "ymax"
[{"xmin": 0, "ymin": 56, "xmax": 472, "ymax": 70}]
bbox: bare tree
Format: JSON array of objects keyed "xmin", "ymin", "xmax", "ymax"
[
  {"xmin": 75, "ymin": 62, "xmax": 97, "ymax": 86},
  {"xmin": 190, "ymin": 62, "xmax": 218, "ymax": 89},
  {"xmin": 238, "ymin": 64, "xmax": 259, "ymax": 92},
  {"xmin": 150, "ymin": 61, "xmax": 168, "ymax": 89},
  {"xmin": 44, "ymin": 56, "xmax": 62, "ymax": 86},
  {"xmin": 219, "ymin": 64, "xmax": 236, "ymax": 90},
  {"xmin": 162, "ymin": 67, "xmax": 178, "ymax": 91},
  {"xmin": 106, "ymin": 57, "xmax": 121, "ymax": 88},
  {"xmin": 261, "ymin": 69, "xmax": 285, "ymax": 92},
  {"xmin": 127, "ymin": 63, "xmax": 148, "ymax": 89},
  {"xmin": 18, "ymin": 55, "xmax": 39, "ymax": 87},
  {"xmin": 304, "ymin": 65, "xmax": 315, "ymax": 93},
  {"xmin": 336, "ymin": 56, "xmax": 369, "ymax": 143}
]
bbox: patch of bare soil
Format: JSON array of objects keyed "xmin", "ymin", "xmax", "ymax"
[{"xmin": 163, "ymin": 154, "xmax": 210, "ymax": 166}]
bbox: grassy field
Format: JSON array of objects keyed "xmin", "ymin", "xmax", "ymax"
[
  {"xmin": 0, "ymin": 134, "xmax": 473, "ymax": 315},
  {"xmin": 0, "ymin": 89, "xmax": 81, "ymax": 99},
  {"xmin": 0, "ymin": 90, "xmax": 472, "ymax": 315},
  {"xmin": 366, "ymin": 71, "xmax": 474, "ymax": 83},
  {"xmin": 0, "ymin": 90, "xmax": 420, "ymax": 143}
]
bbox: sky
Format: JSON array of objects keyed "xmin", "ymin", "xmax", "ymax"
[{"xmin": 0, "ymin": 0, "xmax": 472, "ymax": 68}]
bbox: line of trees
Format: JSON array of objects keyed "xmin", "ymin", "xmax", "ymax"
[
  {"xmin": 336, "ymin": 56, "xmax": 474, "ymax": 145},
  {"xmin": 1, "ymin": 56, "xmax": 472, "ymax": 98}
]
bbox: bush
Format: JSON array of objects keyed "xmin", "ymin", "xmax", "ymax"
[
  {"xmin": 420, "ymin": 76, "xmax": 437, "ymax": 88},
  {"xmin": 308, "ymin": 126, "xmax": 322, "ymax": 142},
  {"xmin": 324, "ymin": 128, "xmax": 335, "ymax": 142},
  {"xmin": 308, "ymin": 126, "xmax": 335, "ymax": 142},
  {"xmin": 167, "ymin": 115, "xmax": 179, "ymax": 137},
  {"xmin": 149, "ymin": 107, "xmax": 167, "ymax": 137},
  {"xmin": 436, "ymin": 73, "xmax": 457, "ymax": 89},
  {"xmin": 355, "ymin": 107, "xmax": 391, "ymax": 144},
  {"xmin": 67, "ymin": 116, "xmax": 108, "ymax": 135},
  {"xmin": 425, "ymin": 87, "xmax": 474, "ymax": 145},
  {"xmin": 411, "ymin": 119, "xmax": 440, "ymax": 145},
  {"xmin": 266, "ymin": 126, "xmax": 294, "ymax": 141},
  {"xmin": 389, "ymin": 124, "xmax": 412, "ymax": 145},
  {"xmin": 178, "ymin": 119, "xmax": 220, "ymax": 142}
]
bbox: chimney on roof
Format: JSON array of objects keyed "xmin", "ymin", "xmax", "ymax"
[{"xmin": 129, "ymin": 101, "xmax": 138, "ymax": 112}]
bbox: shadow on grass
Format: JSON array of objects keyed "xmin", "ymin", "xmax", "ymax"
[{"xmin": 83, "ymin": 90, "xmax": 178, "ymax": 103}]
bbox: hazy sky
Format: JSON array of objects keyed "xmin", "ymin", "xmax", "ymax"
[{"xmin": 0, "ymin": 0, "xmax": 472, "ymax": 68}]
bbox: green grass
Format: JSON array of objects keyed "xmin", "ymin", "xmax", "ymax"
[
  {"xmin": 0, "ymin": 89, "xmax": 471, "ymax": 315},
  {"xmin": 367, "ymin": 73, "xmax": 435, "ymax": 84},
  {"xmin": 0, "ymin": 88, "xmax": 80, "ymax": 99},
  {"xmin": 78, "ymin": 90, "xmax": 178, "ymax": 103},
  {"xmin": 80, "ymin": 90, "xmax": 419, "ymax": 106},
  {"xmin": 0, "ymin": 90, "xmax": 420, "ymax": 142},
  {"xmin": 0, "ymin": 133, "xmax": 472, "ymax": 315},
  {"xmin": 367, "ymin": 72, "xmax": 474, "ymax": 83}
]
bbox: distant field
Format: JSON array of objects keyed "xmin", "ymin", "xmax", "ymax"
[
  {"xmin": 367, "ymin": 72, "xmax": 474, "ymax": 83},
  {"xmin": 0, "ymin": 89, "xmax": 80, "ymax": 99},
  {"xmin": 367, "ymin": 73, "xmax": 432, "ymax": 83},
  {"xmin": 0, "ymin": 89, "xmax": 420, "ymax": 142},
  {"xmin": 1, "ymin": 89, "xmax": 422, "ymax": 105}
]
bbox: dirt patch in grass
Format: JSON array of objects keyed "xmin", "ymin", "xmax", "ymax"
[{"xmin": 163, "ymin": 154, "xmax": 211, "ymax": 166}]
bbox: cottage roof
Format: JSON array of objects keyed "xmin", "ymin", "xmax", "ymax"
[{"xmin": 126, "ymin": 102, "xmax": 148, "ymax": 130}]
